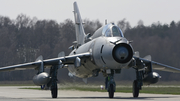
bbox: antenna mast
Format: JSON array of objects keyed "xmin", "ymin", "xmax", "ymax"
[{"xmin": 105, "ymin": 19, "xmax": 107, "ymax": 25}]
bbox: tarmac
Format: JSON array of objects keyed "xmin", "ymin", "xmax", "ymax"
[{"xmin": 0, "ymin": 86, "xmax": 180, "ymax": 101}]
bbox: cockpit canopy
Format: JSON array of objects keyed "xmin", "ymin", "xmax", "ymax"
[
  {"xmin": 91, "ymin": 23, "xmax": 124, "ymax": 39},
  {"xmin": 102, "ymin": 23, "xmax": 124, "ymax": 37}
]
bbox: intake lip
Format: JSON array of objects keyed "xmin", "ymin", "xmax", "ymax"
[{"xmin": 112, "ymin": 43, "xmax": 133, "ymax": 63}]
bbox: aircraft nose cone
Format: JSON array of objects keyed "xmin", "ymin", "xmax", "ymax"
[
  {"xmin": 116, "ymin": 47, "xmax": 128, "ymax": 60},
  {"xmin": 112, "ymin": 43, "xmax": 133, "ymax": 63}
]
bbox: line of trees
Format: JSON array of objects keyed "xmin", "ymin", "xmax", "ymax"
[{"xmin": 0, "ymin": 14, "xmax": 179, "ymax": 82}]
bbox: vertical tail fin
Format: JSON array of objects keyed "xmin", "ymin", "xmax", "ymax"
[{"xmin": 73, "ymin": 2, "xmax": 86, "ymax": 47}]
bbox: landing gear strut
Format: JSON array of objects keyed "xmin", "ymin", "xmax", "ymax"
[
  {"xmin": 133, "ymin": 70, "xmax": 143, "ymax": 98},
  {"xmin": 49, "ymin": 65, "xmax": 58, "ymax": 98},
  {"xmin": 105, "ymin": 70, "xmax": 116, "ymax": 98}
]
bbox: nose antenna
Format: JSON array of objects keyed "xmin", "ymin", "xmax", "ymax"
[{"xmin": 105, "ymin": 19, "xmax": 107, "ymax": 25}]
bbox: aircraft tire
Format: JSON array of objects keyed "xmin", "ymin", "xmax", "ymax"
[
  {"xmin": 133, "ymin": 80, "xmax": 139, "ymax": 98},
  {"xmin": 108, "ymin": 84, "xmax": 114, "ymax": 98},
  {"xmin": 51, "ymin": 84, "xmax": 58, "ymax": 98}
]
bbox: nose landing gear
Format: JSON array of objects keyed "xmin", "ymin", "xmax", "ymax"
[{"xmin": 105, "ymin": 70, "xmax": 116, "ymax": 98}]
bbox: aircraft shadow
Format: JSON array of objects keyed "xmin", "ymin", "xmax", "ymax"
[{"xmin": 41, "ymin": 96, "xmax": 171, "ymax": 100}]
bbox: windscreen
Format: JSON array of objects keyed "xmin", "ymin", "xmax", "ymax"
[{"xmin": 104, "ymin": 25, "xmax": 124, "ymax": 37}]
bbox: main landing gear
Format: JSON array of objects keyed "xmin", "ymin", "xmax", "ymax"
[
  {"xmin": 103, "ymin": 69, "xmax": 143, "ymax": 98},
  {"xmin": 47, "ymin": 65, "xmax": 58, "ymax": 98},
  {"xmin": 133, "ymin": 70, "xmax": 143, "ymax": 98},
  {"xmin": 133, "ymin": 80, "xmax": 139, "ymax": 97}
]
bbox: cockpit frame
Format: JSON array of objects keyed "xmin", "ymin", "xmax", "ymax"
[{"xmin": 102, "ymin": 23, "xmax": 124, "ymax": 37}]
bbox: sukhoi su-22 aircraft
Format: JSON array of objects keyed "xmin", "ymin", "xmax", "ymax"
[{"xmin": 0, "ymin": 2, "xmax": 180, "ymax": 99}]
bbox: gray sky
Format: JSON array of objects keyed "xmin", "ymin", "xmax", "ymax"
[{"xmin": 0, "ymin": 0, "xmax": 180, "ymax": 27}]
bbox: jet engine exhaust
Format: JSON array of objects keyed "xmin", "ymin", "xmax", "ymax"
[{"xmin": 112, "ymin": 43, "xmax": 133, "ymax": 63}]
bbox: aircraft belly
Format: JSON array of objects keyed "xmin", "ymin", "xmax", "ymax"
[
  {"xmin": 67, "ymin": 61, "xmax": 96, "ymax": 78},
  {"xmin": 68, "ymin": 40, "xmax": 99, "ymax": 78}
]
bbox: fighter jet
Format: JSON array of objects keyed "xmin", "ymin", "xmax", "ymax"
[{"xmin": 0, "ymin": 2, "xmax": 180, "ymax": 98}]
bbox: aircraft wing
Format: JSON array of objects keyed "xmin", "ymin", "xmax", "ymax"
[
  {"xmin": 134, "ymin": 56, "xmax": 180, "ymax": 73},
  {"xmin": 0, "ymin": 61, "xmax": 41, "ymax": 71},
  {"xmin": 0, "ymin": 52, "xmax": 91, "ymax": 72},
  {"xmin": 151, "ymin": 61, "xmax": 180, "ymax": 73}
]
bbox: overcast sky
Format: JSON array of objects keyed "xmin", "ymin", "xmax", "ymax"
[{"xmin": 0, "ymin": 0, "xmax": 180, "ymax": 27}]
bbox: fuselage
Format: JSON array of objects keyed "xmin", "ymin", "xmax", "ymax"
[{"xmin": 67, "ymin": 23, "xmax": 134, "ymax": 78}]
